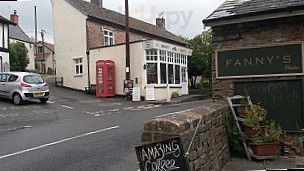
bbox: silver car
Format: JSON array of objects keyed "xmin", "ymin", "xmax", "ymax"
[{"xmin": 0, "ymin": 72, "xmax": 50, "ymax": 105}]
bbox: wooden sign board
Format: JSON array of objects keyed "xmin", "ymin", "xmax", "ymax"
[
  {"xmin": 135, "ymin": 137, "xmax": 190, "ymax": 171},
  {"xmin": 216, "ymin": 44, "xmax": 303, "ymax": 79}
]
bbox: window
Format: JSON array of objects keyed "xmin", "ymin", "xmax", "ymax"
[
  {"xmin": 160, "ymin": 50, "xmax": 166, "ymax": 62},
  {"xmin": 146, "ymin": 50, "xmax": 158, "ymax": 61},
  {"xmin": 145, "ymin": 49, "xmax": 188, "ymax": 85},
  {"xmin": 8, "ymin": 75, "xmax": 18, "ymax": 82},
  {"xmin": 0, "ymin": 73, "xmax": 9, "ymax": 82},
  {"xmin": 104, "ymin": 30, "xmax": 114, "ymax": 46},
  {"xmin": 23, "ymin": 75, "xmax": 44, "ymax": 84},
  {"xmin": 38, "ymin": 46, "xmax": 44, "ymax": 53},
  {"xmin": 175, "ymin": 65, "xmax": 180, "ymax": 84},
  {"xmin": 147, "ymin": 63, "xmax": 158, "ymax": 84},
  {"xmin": 168, "ymin": 64, "xmax": 174, "ymax": 84},
  {"xmin": 181, "ymin": 67, "xmax": 187, "ymax": 83},
  {"xmin": 74, "ymin": 58, "xmax": 83, "ymax": 75},
  {"xmin": 160, "ymin": 63, "xmax": 167, "ymax": 84}
]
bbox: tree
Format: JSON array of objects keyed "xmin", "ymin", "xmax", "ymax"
[
  {"xmin": 188, "ymin": 30, "xmax": 212, "ymax": 88},
  {"xmin": 10, "ymin": 42, "xmax": 29, "ymax": 71}
]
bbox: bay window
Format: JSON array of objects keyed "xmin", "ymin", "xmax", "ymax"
[{"xmin": 146, "ymin": 49, "xmax": 187, "ymax": 85}]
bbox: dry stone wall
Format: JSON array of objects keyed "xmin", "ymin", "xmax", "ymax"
[{"xmin": 141, "ymin": 102, "xmax": 230, "ymax": 171}]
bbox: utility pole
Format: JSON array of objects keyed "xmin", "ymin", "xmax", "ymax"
[
  {"xmin": 125, "ymin": 0, "xmax": 130, "ymax": 80},
  {"xmin": 41, "ymin": 29, "xmax": 46, "ymax": 74},
  {"xmin": 34, "ymin": 6, "xmax": 38, "ymax": 70},
  {"xmin": 125, "ymin": 0, "xmax": 132, "ymax": 100}
]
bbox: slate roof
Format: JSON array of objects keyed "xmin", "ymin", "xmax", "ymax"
[
  {"xmin": 0, "ymin": 15, "xmax": 14, "ymax": 25},
  {"xmin": 9, "ymin": 24, "xmax": 33, "ymax": 43},
  {"xmin": 65, "ymin": 0, "xmax": 185, "ymax": 45},
  {"xmin": 203, "ymin": 0, "xmax": 304, "ymax": 25}
]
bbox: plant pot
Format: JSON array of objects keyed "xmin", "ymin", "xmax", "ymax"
[
  {"xmin": 250, "ymin": 142, "xmax": 280, "ymax": 156},
  {"xmin": 237, "ymin": 108, "xmax": 247, "ymax": 118},
  {"xmin": 244, "ymin": 125, "xmax": 259, "ymax": 138}
]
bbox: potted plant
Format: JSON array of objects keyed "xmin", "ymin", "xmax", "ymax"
[
  {"xmin": 237, "ymin": 97, "xmax": 250, "ymax": 118},
  {"xmin": 243, "ymin": 104, "xmax": 267, "ymax": 137},
  {"xmin": 250, "ymin": 120, "xmax": 283, "ymax": 156},
  {"xmin": 171, "ymin": 91, "xmax": 179, "ymax": 98}
]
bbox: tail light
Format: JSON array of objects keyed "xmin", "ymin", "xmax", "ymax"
[
  {"xmin": 21, "ymin": 83, "xmax": 32, "ymax": 87},
  {"xmin": 44, "ymin": 82, "xmax": 49, "ymax": 87}
]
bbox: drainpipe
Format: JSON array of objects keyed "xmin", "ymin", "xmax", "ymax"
[{"xmin": 86, "ymin": 48, "xmax": 90, "ymax": 90}]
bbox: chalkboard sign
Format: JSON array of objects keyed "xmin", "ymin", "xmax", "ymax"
[
  {"xmin": 135, "ymin": 137, "xmax": 190, "ymax": 171},
  {"xmin": 235, "ymin": 80, "xmax": 303, "ymax": 131}
]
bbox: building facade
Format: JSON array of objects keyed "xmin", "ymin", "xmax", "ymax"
[
  {"xmin": 9, "ymin": 10, "xmax": 35, "ymax": 71},
  {"xmin": 37, "ymin": 41, "xmax": 55, "ymax": 74},
  {"xmin": 51, "ymin": 0, "xmax": 191, "ymax": 100},
  {"xmin": 204, "ymin": 0, "xmax": 304, "ymax": 155},
  {"xmin": 0, "ymin": 15, "xmax": 13, "ymax": 72}
]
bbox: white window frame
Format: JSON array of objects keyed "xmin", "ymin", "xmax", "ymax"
[
  {"xmin": 74, "ymin": 58, "xmax": 83, "ymax": 76},
  {"xmin": 145, "ymin": 49, "xmax": 188, "ymax": 86},
  {"xmin": 104, "ymin": 29, "xmax": 115, "ymax": 46}
]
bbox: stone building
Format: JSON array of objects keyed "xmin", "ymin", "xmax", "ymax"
[
  {"xmin": 51, "ymin": 0, "xmax": 191, "ymax": 100},
  {"xmin": 203, "ymin": 0, "xmax": 304, "ymax": 155},
  {"xmin": 37, "ymin": 41, "xmax": 55, "ymax": 74}
]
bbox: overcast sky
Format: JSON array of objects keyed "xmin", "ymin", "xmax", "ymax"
[{"xmin": 0, "ymin": 0, "xmax": 225, "ymax": 43}]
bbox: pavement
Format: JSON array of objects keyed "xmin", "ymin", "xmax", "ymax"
[{"xmin": 222, "ymin": 156, "xmax": 297, "ymax": 170}]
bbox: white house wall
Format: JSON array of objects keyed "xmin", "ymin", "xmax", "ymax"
[
  {"xmin": 0, "ymin": 52, "xmax": 10, "ymax": 72},
  {"xmin": 51, "ymin": 0, "xmax": 88, "ymax": 90},
  {"xmin": 90, "ymin": 42, "xmax": 144, "ymax": 95}
]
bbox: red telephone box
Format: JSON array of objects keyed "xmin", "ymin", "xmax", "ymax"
[{"xmin": 96, "ymin": 60, "xmax": 115, "ymax": 97}]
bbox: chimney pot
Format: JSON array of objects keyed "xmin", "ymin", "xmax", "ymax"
[
  {"xmin": 156, "ymin": 18, "xmax": 166, "ymax": 29},
  {"xmin": 10, "ymin": 10, "xmax": 19, "ymax": 24}
]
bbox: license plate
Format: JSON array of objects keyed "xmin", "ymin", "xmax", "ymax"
[{"xmin": 34, "ymin": 93, "xmax": 44, "ymax": 97}]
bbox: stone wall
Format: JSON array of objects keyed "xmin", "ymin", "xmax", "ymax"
[{"xmin": 142, "ymin": 102, "xmax": 230, "ymax": 171}]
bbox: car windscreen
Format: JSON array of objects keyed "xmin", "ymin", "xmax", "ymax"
[{"xmin": 23, "ymin": 75, "xmax": 45, "ymax": 84}]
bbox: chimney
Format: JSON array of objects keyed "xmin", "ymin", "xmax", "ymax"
[
  {"xmin": 156, "ymin": 18, "xmax": 165, "ymax": 29},
  {"xmin": 91, "ymin": 0, "xmax": 103, "ymax": 8},
  {"xmin": 10, "ymin": 10, "xmax": 19, "ymax": 24}
]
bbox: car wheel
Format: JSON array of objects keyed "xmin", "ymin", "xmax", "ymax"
[
  {"xmin": 13, "ymin": 93, "xmax": 23, "ymax": 105},
  {"xmin": 40, "ymin": 98, "xmax": 48, "ymax": 103}
]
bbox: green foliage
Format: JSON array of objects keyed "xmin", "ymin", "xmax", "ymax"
[
  {"xmin": 187, "ymin": 30, "xmax": 212, "ymax": 88},
  {"xmin": 226, "ymin": 114, "xmax": 245, "ymax": 152},
  {"xmin": 171, "ymin": 91, "xmax": 179, "ymax": 98},
  {"xmin": 243, "ymin": 105, "xmax": 267, "ymax": 126},
  {"xmin": 195, "ymin": 82, "xmax": 204, "ymax": 89},
  {"xmin": 10, "ymin": 42, "xmax": 29, "ymax": 71},
  {"xmin": 253, "ymin": 120, "xmax": 283, "ymax": 143}
]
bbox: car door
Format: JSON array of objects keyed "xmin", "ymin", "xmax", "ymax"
[
  {"xmin": 0, "ymin": 73, "xmax": 10, "ymax": 97},
  {"xmin": 6, "ymin": 74, "xmax": 19, "ymax": 98}
]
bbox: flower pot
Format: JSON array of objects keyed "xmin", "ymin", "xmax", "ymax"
[
  {"xmin": 237, "ymin": 108, "xmax": 247, "ymax": 118},
  {"xmin": 250, "ymin": 142, "xmax": 280, "ymax": 156},
  {"xmin": 244, "ymin": 125, "xmax": 259, "ymax": 138}
]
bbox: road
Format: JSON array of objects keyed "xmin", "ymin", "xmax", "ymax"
[{"xmin": 0, "ymin": 77, "xmax": 212, "ymax": 171}]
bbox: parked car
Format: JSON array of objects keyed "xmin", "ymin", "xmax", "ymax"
[{"xmin": 0, "ymin": 72, "xmax": 50, "ymax": 105}]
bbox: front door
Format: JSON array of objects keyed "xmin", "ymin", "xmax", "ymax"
[{"xmin": 181, "ymin": 67, "xmax": 188, "ymax": 95}]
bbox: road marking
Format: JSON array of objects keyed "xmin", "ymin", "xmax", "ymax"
[
  {"xmin": 61, "ymin": 105, "xmax": 74, "ymax": 110},
  {"xmin": 0, "ymin": 126, "xmax": 120, "ymax": 160},
  {"xmin": 155, "ymin": 109, "xmax": 193, "ymax": 118},
  {"xmin": 47, "ymin": 101, "xmax": 55, "ymax": 104}
]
